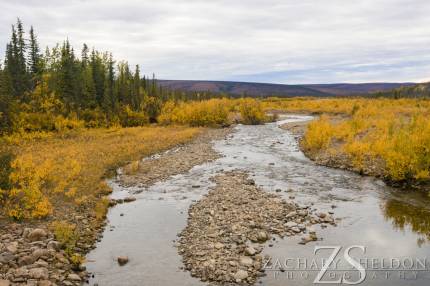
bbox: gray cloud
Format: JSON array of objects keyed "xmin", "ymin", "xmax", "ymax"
[{"xmin": 1, "ymin": 0, "xmax": 429, "ymax": 83}]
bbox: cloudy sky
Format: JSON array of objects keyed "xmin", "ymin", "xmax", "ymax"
[{"xmin": 1, "ymin": 0, "xmax": 430, "ymax": 84}]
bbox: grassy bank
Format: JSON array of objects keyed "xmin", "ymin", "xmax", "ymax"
[
  {"xmin": 267, "ymin": 97, "xmax": 430, "ymax": 188},
  {"xmin": 0, "ymin": 126, "xmax": 201, "ymax": 220}
]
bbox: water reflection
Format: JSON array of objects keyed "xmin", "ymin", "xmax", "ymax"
[{"xmin": 382, "ymin": 195, "xmax": 430, "ymax": 246}]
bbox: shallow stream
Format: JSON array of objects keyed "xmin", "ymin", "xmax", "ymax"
[{"xmin": 86, "ymin": 115, "xmax": 430, "ymax": 286}]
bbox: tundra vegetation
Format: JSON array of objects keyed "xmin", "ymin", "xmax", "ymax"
[{"xmin": 263, "ymin": 97, "xmax": 430, "ymax": 185}]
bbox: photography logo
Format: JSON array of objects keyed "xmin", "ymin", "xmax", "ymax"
[{"xmin": 263, "ymin": 245, "xmax": 429, "ymax": 284}]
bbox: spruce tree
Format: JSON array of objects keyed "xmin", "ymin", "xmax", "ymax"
[
  {"xmin": 16, "ymin": 19, "xmax": 29, "ymax": 96},
  {"xmin": 28, "ymin": 26, "xmax": 42, "ymax": 88},
  {"xmin": 90, "ymin": 50, "xmax": 106, "ymax": 106},
  {"xmin": 103, "ymin": 53, "xmax": 116, "ymax": 112},
  {"xmin": 81, "ymin": 44, "xmax": 96, "ymax": 108},
  {"xmin": 132, "ymin": 65, "xmax": 141, "ymax": 110}
]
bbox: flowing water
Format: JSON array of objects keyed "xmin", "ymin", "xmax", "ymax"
[{"xmin": 86, "ymin": 115, "xmax": 430, "ymax": 286}]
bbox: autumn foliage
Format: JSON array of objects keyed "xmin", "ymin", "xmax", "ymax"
[
  {"xmin": 0, "ymin": 126, "xmax": 200, "ymax": 219},
  {"xmin": 158, "ymin": 98, "xmax": 268, "ymax": 126},
  {"xmin": 271, "ymin": 98, "xmax": 430, "ymax": 183}
]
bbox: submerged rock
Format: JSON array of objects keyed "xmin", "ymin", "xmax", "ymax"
[
  {"xmin": 117, "ymin": 256, "xmax": 129, "ymax": 266},
  {"xmin": 123, "ymin": 196, "xmax": 136, "ymax": 203}
]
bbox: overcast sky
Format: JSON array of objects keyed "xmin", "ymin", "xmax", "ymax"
[{"xmin": 1, "ymin": 0, "xmax": 430, "ymax": 84}]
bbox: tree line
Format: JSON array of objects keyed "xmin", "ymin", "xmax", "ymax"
[{"xmin": 0, "ymin": 19, "xmax": 226, "ymax": 134}]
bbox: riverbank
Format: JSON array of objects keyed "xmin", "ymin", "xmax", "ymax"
[
  {"xmin": 279, "ymin": 114, "xmax": 429, "ymax": 190},
  {"xmin": 0, "ymin": 126, "xmax": 215, "ymax": 286},
  {"xmin": 119, "ymin": 127, "xmax": 233, "ymax": 188}
]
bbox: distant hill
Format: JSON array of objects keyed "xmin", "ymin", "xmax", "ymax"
[
  {"xmin": 159, "ymin": 80, "xmax": 415, "ymax": 97},
  {"xmin": 375, "ymin": 82, "xmax": 430, "ymax": 98}
]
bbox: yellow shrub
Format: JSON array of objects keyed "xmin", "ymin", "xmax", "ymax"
[
  {"xmin": 158, "ymin": 99, "xmax": 232, "ymax": 127},
  {"xmin": 119, "ymin": 106, "xmax": 149, "ymax": 127},
  {"xmin": 302, "ymin": 115, "xmax": 335, "ymax": 151},
  {"xmin": 157, "ymin": 101, "xmax": 177, "ymax": 125},
  {"xmin": 294, "ymin": 98, "xmax": 430, "ymax": 182},
  {"xmin": 70, "ymin": 253, "xmax": 85, "ymax": 267},
  {"xmin": 4, "ymin": 155, "xmax": 53, "ymax": 220},
  {"xmin": 238, "ymin": 98, "xmax": 266, "ymax": 125},
  {"xmin": 95, "ymin": 197, "xmax": 110, "ymax": 221},
  {"xmin": 53, "ymin": 115, "xmax": 85, "ymax": 131},
  {"xmin": 51, "ymin": 220, "xmax": 78, "ymax": 254}
]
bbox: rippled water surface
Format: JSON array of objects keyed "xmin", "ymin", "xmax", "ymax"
[{"xmin": 86, "ymin": 115, "xmax": 430, "ymax": 286}]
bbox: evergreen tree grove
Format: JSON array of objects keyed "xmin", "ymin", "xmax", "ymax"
[{"xmin": 0, "ymin": 19, "xmax": 227, "ymax": 134}]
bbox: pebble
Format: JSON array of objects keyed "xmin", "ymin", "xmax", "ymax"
[
  {"xmin": 27, "ymin": 229, "xmax": 47, "ymax": 242},
  {"xmin": 245, "ymin": 246, "xmax": 256, "ymax": 256},
  {"xmin": 117, "ymin": 256, "xmax": 129, "ymax": 266},
  {"xmin": 285, "ymin": 221, "xmax": 297, "ymax": 228},
  {"xmin": 67, "ymin": 273, "xmax": 82, "ymax": 281},
  {"xmin": 239, "ymin": 256, "xmax": 254, "ymax": 266},
  {"xmin": 234, "ymin": 270, "xmax": 249, "ymax": 281}
]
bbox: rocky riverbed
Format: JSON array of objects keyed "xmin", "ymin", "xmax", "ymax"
[
  {"xmin": 120, "ymin": 128, "xmax": 233, "ymax": 188},
  {"xmin": 0, "ymin": 225, "xmax": 83, "ymax": 286},
  {"xmin": 177, "ymin": 171, "xmax": 335, "ymax": 285}
]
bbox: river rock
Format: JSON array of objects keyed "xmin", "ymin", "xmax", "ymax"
[
  {"xmin": 257, "ymin": 231, "xmax": 269, "ymax": 242},
  {"xmin": 29, "ymin": 268, "xmax": 49, "ymax": 280},
  {"xmin": 234, "ymin": 270, "xmax": 248, "ymax": 281},
  {"xmin": 32, "ymin": 248, "xmax": 50, "ymax": 260},
  {"xmin": 47, "ymin": 241, "xmax": 61, "ymax": 251},
  {"xmin": 285, "ymin": 221, "xmax": 297, "ymax": 228},
  {"xmin": 18, "ymin": 255, "xmax": 35, "ymax": 266},
  {"xmin": 27, "ymin": 229, "xmax": 47, "ymax": 242},
  {"xmin": 67, "ymin": 273, "xmax": 81, "ymax": 281},
  {"xmin": 0, "ymin": 280, "xmax": 10, "ymax": 286},
  {"xmin": 318, "ymin": 212, "xmax": 327, "ymax": 218},
  {"xmin": 38, "ymin": 281, "xmax": 53, "ymax": 286},
  {"xmin": 214, "ymin": 242, "xmax": 224, "ymax": 249},
  {"xmin": 323, "ymin": 216, "xmax": 334, "ymax": 223},
  {"xmin": 297, "ymin": 210, "xmax": 308, "ymax": 216},
  {"xmin": 123, "ymin": 196, "xmax": 136, "ymax": 203},
  {"xmin": 239, "ymin": 256, "xmax": 253, "ymax": 266},
  {"xmin": 245, "ymin": 246, "xmax": 256, "ymax": 256},
  {"xmin": 0, "ymin": 252, "xmax": 15, "ymax": 264},
  {"xmin": 286, "ymin": 211, "xmax": 297, "ymax": 218},
  {"xmin": 5, "ymin": 242, "xmax": 18, "ymax": 253},
  {"xmin": 117, "ymin": 256, "xmax": 129, "ymax": 266}
]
